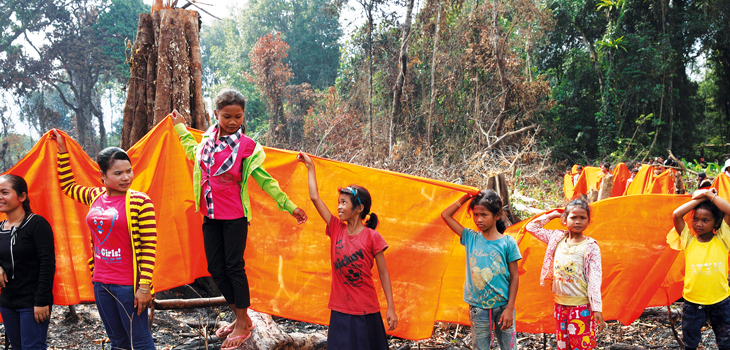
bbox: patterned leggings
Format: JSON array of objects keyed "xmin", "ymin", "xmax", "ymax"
[{"xmin": 554, "ymin": 303, "xmax": 597, "ymax": 350}]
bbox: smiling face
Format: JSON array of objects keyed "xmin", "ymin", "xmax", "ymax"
[
  {"xmin": 562, "ymin": 207, "xmax": 590, "ymax": 234},
  {"xmin": 472, "ymin": 205, "xmax": 501, "ymax": 233},
  {"xmin": 0, "ymin": 178, "xmax": 26, "ymax": 214},
  {"xmin": 692, "ymin": 208, "xmax": 717, "ymax": 236},
  {"xmin": 337, "ymin": 193, "xmax": 363, "ymax": 222},
  {"xmin": 214, "ymin": 104, "xmax": 245, "ymax": 137},
  {"xmin": 101, "ymin": 160, "xmax": 133, "ymax": 196}
]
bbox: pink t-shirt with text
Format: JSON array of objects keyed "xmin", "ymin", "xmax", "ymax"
[
  {"xmin": 199, "ymin": 135, "xmax": 256, "ymax": 219},
  {"xmin": 326, "ymin": 215, "xmax": 388, "ymax": 315},
  {"xmin": 87, "ymin": 194, "xmax": 134, "ymax": 285}
]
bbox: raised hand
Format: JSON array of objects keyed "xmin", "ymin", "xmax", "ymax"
[
  {"xmin": 168, "ymin": 109, "xmax": 186, "ymax": 126},
  {"xmin": 50, "ymin": 129, "xmax": 68, "ymax": 153}
]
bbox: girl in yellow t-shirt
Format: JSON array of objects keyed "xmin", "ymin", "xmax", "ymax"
[{"xmin": 672, "ymin": 188, "xmax": 730, "ymax": 350}]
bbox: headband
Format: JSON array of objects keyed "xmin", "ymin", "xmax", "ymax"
[{"xmin": 344, "ymin": 186, "xmax": 362, "ymax": 205}]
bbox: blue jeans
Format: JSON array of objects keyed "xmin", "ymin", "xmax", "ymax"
[
  {"xmin": 0, "ymin": 306, "xmax": 51, "ymax": 350},
  {"xmin": 93, "ymin": 282, "xmax": 155, "ymax": 350},
  {"xmin": 469, "ymin": 305, "xmax": 517, "ymax": 350},
  {"xmin": 682, "ymin": 297, "xmax": 730, "ymax": 350}
]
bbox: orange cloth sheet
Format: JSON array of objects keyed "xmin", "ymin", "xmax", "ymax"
[
  {"xmin": 572, "ymin": 166, "xmax": 601, "ymax": 198},
  {"xmin": 0, "ymin": 120, "xmax": 698, "ymax": 337},
  {"xmin": 611, "ymin": 163, "xmax": 630, "ymax": 197},
  {"xmin": 648, "ymin": 170, "xmax": 675, "ymax": 194},
  {"xmin": 563, "ymin": 173, "xmax": 575, "ymax": 200},
  {"xmin": 624, "ymin": 164, "xmax": 653, "ymax": 195}
]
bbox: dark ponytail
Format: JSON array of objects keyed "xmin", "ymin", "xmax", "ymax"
[
  {"xmin": 0, "ymin": 174, "xmax": 32, "ymax": 213},
  {"xmin": 339, "ymin": 185, "xmax": 378, "ymax": 229},
  {"xmin": 365, "ymin": 213, "xmax": 379, "ymax": 229},
  {"xmin": 495, "ymin": 218, "xmax": 506, "ymax": 233}
]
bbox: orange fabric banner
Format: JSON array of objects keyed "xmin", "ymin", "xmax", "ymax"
[
  {"xmin": 610, "ymin": 163, "xmax": 631, "ymax": 197},
  {"xmin": 563, "ymin": 173, "xmax": 575, "ymax": 200},
  {"xmin": 571, "ymin": 166, "xmax": 601, "ymax": 198},
  {"xmin": 648, "ymin": 170, "xmax": 675, "ymax": 194},
  {"xmin": 0, "ymin": 120, "xmax": 699, "ymax": 338},
  {"xmin": 624, "ymin": 164, "xmax": 653, "ymax": 195}
]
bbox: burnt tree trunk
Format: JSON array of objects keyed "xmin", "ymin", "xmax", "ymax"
[
  {"xmin": 389, "ymin": 0, "xmax": 415, "ymax": 155},
  {"xmin": 121, "ymin": 9, "xmax": 208, "ymax": 149}
]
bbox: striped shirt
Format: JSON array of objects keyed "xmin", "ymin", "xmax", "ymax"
[{"xmin": 57, "ymin": 152, "xmax": 157, "ymax": 291}]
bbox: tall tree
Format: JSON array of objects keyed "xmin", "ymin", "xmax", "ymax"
[
  {"xmin": 246, "ymin": 32, "xmax": 294, "ymax": 145},
  {"xmin": 1, "ymin": 0, "xmax": 149, "ymax": 153}
]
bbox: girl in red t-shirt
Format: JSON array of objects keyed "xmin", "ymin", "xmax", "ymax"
[{"xmin": 297, "ymin": 152, "xmax": 397, "ymax": 350}]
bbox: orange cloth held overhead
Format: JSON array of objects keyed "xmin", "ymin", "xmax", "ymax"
[
  {"xmin": 611, "ymin": 163, "xmax": 631, "ymax": 197},
  {"xmin": 0, "ymin": 120, "xmax": 700, "ymax": 338},
  {"xmin": 624, "ymin": 164, "xmax": 653, "ymax": 195},
  {"xmin": 647, "ymin": 170, "xmax": 675, "ymax": 194},
  {"xmin": 564, "ymin": 173, "xmax": 576, "ymax": 200},
  {"xmin": 572, "ymin": 166, "xmax": 601, "ymax": 198}
]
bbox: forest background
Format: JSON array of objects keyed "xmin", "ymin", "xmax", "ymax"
[{"xmin": 1, "ymin": 0, "xmax": 729, "ymax": 197}]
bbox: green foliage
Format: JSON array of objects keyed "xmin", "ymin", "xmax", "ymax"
[{"xmin": 96, "ymin": 0, "xmax": 150, "ymax": 83}]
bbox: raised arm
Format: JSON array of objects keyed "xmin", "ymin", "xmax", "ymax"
[
  {"xmin": 51, "ymin": 130, "xmax": 102, "ymax": 206},
  {"xmin": 524, "ymin": 211, "xmax": 563, "ymax": 244},
  {"xmin": 170, "ymin": 109, "xmax": 200, "ymax": 161},
  {"xmin": 297, "ymin": 152, "xmax": 332, "ymax": 224},
  {"xmin": 441, "ymin": 194, "xmax": 472, "ymax": 237}
]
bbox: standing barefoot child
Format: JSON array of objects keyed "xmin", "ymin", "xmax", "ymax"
[
  {"xmin": 525, "ymin": 199, "xmax": 605, "ymax": 350},
  {"xmin": 671, "ymin": 188, "xmax": 730, "ymax": 350},
  {"xmin": 441, "ymin": 190, "xmax": 521, "ymax": 350},
  {"xmin": 169, "ymin": 89, "xmax": 307, "ymax": 349},
  {"xmin": 297, "ymin": 152, "xmax": 397, "ymax": 350}
]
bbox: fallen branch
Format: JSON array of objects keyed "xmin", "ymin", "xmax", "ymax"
[
  {"xmin": 667, "ymin": 149, "xmax": 697, "ymax": 175},
  {"xmin": 485, "ymin": 124, "xmax": 538, "ymax": 151},
  {"xmin": 153, "ymin": 296, "xmax": 227, "ymax": 310}
]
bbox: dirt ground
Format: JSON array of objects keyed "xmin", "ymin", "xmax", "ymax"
[{"xmin": 0, "ymin": 302, "xmax": 722, "ymax": 349}]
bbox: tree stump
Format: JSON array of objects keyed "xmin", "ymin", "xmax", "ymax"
[
  {"xmin": 220, "ymin": 310, "xmax": 327, "ymax": 350},
  {"xmin": 486, "ymin": 173, "xmax": 520, "ymax": 225},
  {"xmin": 597, "ymin": 174, "xmax": 614, "ymax": 201},
  {"xmin": 121, "ymin": 8, "xmax": 208, "ymax": 149}
]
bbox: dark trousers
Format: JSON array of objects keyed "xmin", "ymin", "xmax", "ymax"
[
  {"xmin": 93, "ymin": 282, "xmax": 155, "ymax": 350},
  {"xmin": 0, "ymin": 306, "xmax": 51, "ymax": 350},
  {"xmin": 203, "ymin": 216, "xmax": 250, "ymax": 309},
  {"xmin": 682, "ymin": 297, "xmax": 730, "ymax": 350}
]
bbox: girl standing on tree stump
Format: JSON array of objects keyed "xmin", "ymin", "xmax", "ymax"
[
  {"xmin": 169, "ymin": 89, "xmax": 307, "ymax": 349},
  {"xmin": 51, "ymin": 131, "xmax": 157, "ymax": 350}
]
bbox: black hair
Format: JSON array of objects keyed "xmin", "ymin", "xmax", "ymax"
[
  {"xmin": 631, "ymin": 168, "xmax": 639, "ymax": 173},
  {"xmin": 601, "ymin": 162, "xmax": 611, "ymax": 169},
  {"xmin": 562, "ymin": 198, "xmax": 591, "ymax": 221},
  {"xmin": 695, "ymin": 201, "xmax": 724, "ymax": 231},
  {"xmin": 97, "ymin": 147, "xmax": 131, "ymax": 175},
  {"xmin": 698, "ymin": 172, "xmax": 707, "ymax": 180},
  {"xmin": 0, "ymin": 174, "xmax": 31, "ymax": 213},
  {"xmin": 698, "ymin": 180, "xmax": 713, "ymax": 189},
  {"xmin": 468, "ymin": 190, "xmax": 507, "ymax": 233},
  {"xmin": 338, "ymin": 185, "xmax": 378, "ymax": 229},
  {"xmin": 214, "ymin": 89, "xmax": 247, "ymax": 133},
  {"xmin": 576, "ymin": 165, "xmax": 583, "ymax": 171}
]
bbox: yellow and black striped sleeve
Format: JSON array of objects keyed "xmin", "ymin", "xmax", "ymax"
[
  {"xmin": 130, "ymin": 192, "xmax": 157, "ymax": 286},
  {"xmin": 57, "ymin": 152, "xmax": 103, "ymax": 206}
]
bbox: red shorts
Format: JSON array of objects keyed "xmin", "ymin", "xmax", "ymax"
[{"xmin": 554, "ymin": 303, "xmax": 597, "ymax": 350}]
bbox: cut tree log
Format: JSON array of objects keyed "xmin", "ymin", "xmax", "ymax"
[
  {"xmin": 597, "ymin": 174, "xmax": 613, "ymax": 201},
  {"xmin": 486, "ymin": 173, "xmax": 520, "ymax": 225},
  {"xmin": 121, "ymin": 8, "xmax": 208, "ymax": 149}
]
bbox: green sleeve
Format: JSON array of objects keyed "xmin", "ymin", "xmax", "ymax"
[
  {"xmin": 251, "ymin": 166, "xmax": 298, "ymax": 214},
  {"xmin": 174, "ymin": 123, "xmax": 200, "ymax": 161}
]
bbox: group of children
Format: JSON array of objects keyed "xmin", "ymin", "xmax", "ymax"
[{"xmin": 2, "ymin": 87, "xmax": 730, "ymax": 349}]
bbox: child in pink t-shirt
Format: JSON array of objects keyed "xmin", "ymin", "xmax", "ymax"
[{"xmin": 297, "ymin": 152, "xmax": 397, "ymax": 350}]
